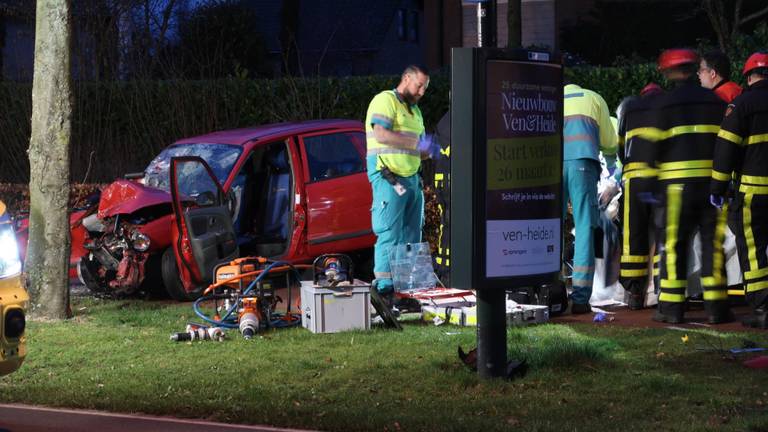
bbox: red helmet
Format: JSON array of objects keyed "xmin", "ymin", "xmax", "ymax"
[
  {"xmin": 657, "ymin": 49, "xmax": 698, "ymax": 70},
  {"xmin": 743, "ymin": 52, "xmax": 768, "ymax": 76},
  {"xmin": 640, "ymin": 82, "xmax": 662, "ymax": 96}
]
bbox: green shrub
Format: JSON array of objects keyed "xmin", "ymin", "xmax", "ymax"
[{"xmin": 0, "ymin": 65, "xmax": 662, "ymax": 184}]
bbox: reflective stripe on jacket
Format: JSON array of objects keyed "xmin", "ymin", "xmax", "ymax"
[{"xmin": 563, "ymin": 84, "xmax": 617, "ymax": 166}]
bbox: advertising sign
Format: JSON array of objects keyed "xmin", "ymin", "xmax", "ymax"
[{"xmin": 484, "ymin": 60, "xmax": 562, "ymax": 278}]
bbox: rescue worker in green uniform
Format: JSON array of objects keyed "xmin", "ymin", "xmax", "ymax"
[
  {"xmin": 365, "ymin": 65, "xmax": 440, "ymax": 301},
  {"xmin": 710, "ymin": 52, "xmax": 768, "ymax": 328},
  {"xmin": 617, "ymin": 83, "xmax": 663, "ymax": 309},
  {"xmin": 563, "ymin": 83, "xmax": 618, "ymax": 314},
  {"xmin": 644, "ymin": 49, "xmax": 731, "ymax": 324}
]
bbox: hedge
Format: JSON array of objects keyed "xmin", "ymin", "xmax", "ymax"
[{"xmin": 1, "ymin": 64, "xmax": 665, "ymax": 184}]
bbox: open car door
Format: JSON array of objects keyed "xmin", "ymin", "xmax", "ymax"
[{"xmin": 170, "ymin": 156, "xmax": 239, "ymax": 293}]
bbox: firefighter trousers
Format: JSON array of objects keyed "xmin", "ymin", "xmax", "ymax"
[
  {"xmin": 619, "ymin": 176, "xmax": 659, "ymax": 294},
  {"xmin": 369, "ymin": 170, "xmax": 424, "ymax": 293},
  {"xmin": 728, "ymin": 191, "xmax": 768, "ymax": 310},
  {"xmin": 563, "ymin": 159, "xmax": 600, "ymax": 305},
  {"xmin": 657, "ymin": 181, "xmax": 728, "ymax": 307}
]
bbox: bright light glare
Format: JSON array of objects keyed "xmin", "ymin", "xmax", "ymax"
[{"xmin": 0, "ymin": 224, "xmax": 22, "ymax": 278}]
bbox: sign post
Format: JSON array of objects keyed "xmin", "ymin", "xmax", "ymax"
[{"xmin": 451, "ymin": 48, "xmax": 563, "ymax": 378}]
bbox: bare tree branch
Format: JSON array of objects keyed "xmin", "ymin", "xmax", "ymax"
[{"xmin": 739, "ymin": 4, "xmax": 768, "ymax": 26}]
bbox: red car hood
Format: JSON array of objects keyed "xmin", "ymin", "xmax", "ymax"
[{"xmin": 97, "ymin": 179, "xmax": 172, "ymax": 218}]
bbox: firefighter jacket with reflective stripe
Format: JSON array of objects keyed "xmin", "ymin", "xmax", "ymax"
[
  {"xmin": 643, "ymin": 79, "xmax": 726, "ymax": 182},
  {"xmin": 365, "ymin": 89, "xmax": 424, "ymax": 177},
  {"xmin": 713, "ymin": 80, "xmax": 743, "ymax": 103},
  {"xmin": 618, "ymin": 94, "xmax": 661, "ymax": 180},
  {"xmin": 711, "ymin": 79, "xmax": 768, "ymax": 196},
  {"xmin": 563, "ymin": 84, "xmax": 618, "ymax": 167}
]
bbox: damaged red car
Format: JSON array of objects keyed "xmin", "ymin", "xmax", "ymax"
[{"xmin": 21, "ymin": 120, "xmax": 375, "ymax": 300}]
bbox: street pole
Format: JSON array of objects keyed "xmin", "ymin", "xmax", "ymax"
[{"xmin": 475, "ymin": 0, "xmax": 506, "ymax": 379}]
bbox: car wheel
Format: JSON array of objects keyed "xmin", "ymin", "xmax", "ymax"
[
  {"xmin": 161, "ymin": 248, "xmax": 204, "ymax": 301},
  {"xmin": 77, "ymin": 255, "xmax": 112, "ymax": 296}
]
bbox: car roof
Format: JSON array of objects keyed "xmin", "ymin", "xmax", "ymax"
[{"xmin": 173, "ymin": 119, "xmax": 364, "ymax": 146}]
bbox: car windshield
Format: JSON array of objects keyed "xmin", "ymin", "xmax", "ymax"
[{"xmin": 143, "ymin": 143, "xmax": 242, "ymax": 192}]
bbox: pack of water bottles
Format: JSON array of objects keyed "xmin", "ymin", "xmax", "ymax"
[{"xmin": 389, "ymin": 242, "xmax": 437, "ymax": 293}]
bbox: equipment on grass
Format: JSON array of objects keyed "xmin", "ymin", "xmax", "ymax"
[
  {"xmin": 170, "ymin": 324, "xmax": 225, "ymax": 342},
  {"xmin": 313, "ymin": 254, "xmax": 352, "ymax": 287},
  {"xmin": 190, "ymin": 257, "xmax": 305, "ymax": 339}
]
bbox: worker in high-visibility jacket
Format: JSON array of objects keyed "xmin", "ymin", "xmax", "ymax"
[
  {"xmin": 563, "ymin": 83, "xmax": 618, "ymax": 314},
  {"xmin": 710, "ymin": 52, "xmax": 768, "ymax": 329},
  {"xmin": 616, "ymin": 83, "xmax": 663, "ymax": 310},
  {"xmin": 365, "ymin": 65, "xmax": 440, "ymax": 302},
  {"xmin": 643, "ymin": 49, "xmax": 730, "ymax": 324}
]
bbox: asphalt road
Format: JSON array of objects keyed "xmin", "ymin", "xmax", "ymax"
[{"xmin": 0, "ymin": 404, "xmax": 317, "ymax": 432}]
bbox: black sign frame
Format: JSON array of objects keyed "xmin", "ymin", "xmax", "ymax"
[{"xmin": 450, "ymin": 48, "xmax": 563, "ymax": 291}]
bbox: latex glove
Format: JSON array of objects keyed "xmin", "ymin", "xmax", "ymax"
[
  {"xmin": 418, "ymin": 134, "xmax": 441, "ymax": 159},
  {"xmin": 637, "ymin": 192, "xmax": 660, "ymax": 205},
  {"xmin": 710, "ymin": 194, "xmax": 725, "ymax": 209}
]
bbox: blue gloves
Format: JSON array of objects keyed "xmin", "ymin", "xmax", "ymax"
[
  {"xmin": 710, "ymin": 194, "xmax": 725, "ymax": 209},
  {"xmin": 418, "ymin": 134, "xmax": 441, "ymax": 160},
  {"xmin": 637, "ymin": 192, "xmax": 660, "ymax": 205},
  {"xmin": 607, "ymin": 166, "xmax": 622, "ymax": 183}
]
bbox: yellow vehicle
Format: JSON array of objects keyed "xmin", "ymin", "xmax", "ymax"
[{"xmin": 0, "ymin": 200, "xmax": 27, "ymax": 376}]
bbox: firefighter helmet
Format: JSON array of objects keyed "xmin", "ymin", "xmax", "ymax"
[
  {"xmin": 657, "ymin": 49, "xmax": 698, "ymax": 70},
  {"xmin": 743, "ymin": 52, "xmax": 768, "ymax": 76},
  {"xmin": 640, "ymin": 82, "xmax": 662, "ymax": 96}
]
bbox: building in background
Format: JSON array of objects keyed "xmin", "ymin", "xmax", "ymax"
[{"xmin": 1, "ymin": 0, "xmax": 605, "ymax": 81}]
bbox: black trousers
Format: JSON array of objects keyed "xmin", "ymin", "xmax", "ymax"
[
  {"xmin": 728, "ymin": 190, "xmax": 768, "ymax": 308},
  {"xmin": 619, "ymin": 177, "xmax": 658, "ymax": 292},
  {"xmin": 657, "ymin": 181, "xmax": 728, "ymax": 305}
]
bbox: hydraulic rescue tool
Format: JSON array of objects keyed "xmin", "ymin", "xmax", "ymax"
[{"xmin": 189, "ymin": 257, "xmax": 308, "ymax": 339}]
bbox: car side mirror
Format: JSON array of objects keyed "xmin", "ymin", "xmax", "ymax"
[{"xmin": 195, "ymin": 191, "xmax": 216, "ymax": 207}]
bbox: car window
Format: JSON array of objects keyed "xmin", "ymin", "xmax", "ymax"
[
  {"xmin": 143, "ymin": 143, "xmax": 242, "ymax": 192},
  {"xmin": 304, "ymin": 132, "xmax": 365, "ymax": 182},
  {"xmin": 173, "ymin": 159, "xmax": 222, "ymax": 208}
]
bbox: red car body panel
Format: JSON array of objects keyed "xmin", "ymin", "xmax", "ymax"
[
  {"xmin": 154, "ymin": 120, "xmax": 374, "ymax": 294},
  {"xmin": 97, "ymin": 180, "xmax": 172, "ymax": 219},
  {"xmin": 16, "ymin": 210, "xmax": 91, "ymax": 281}
]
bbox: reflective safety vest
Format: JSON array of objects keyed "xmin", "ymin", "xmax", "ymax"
[
  {"xmin": 365, "ymin": 90, "xmax": 424, "ymax": 177},
  {"xmin": 563, "ymin": 84, "xmax": 618, "ymax": 166},
  {"xmin": 712, "ymin": 79, "xmax": 768, "ymax": 196}
]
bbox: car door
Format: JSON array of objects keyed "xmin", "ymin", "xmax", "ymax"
[
  {"xmin": 170, "ymin": 156, "xmax": 239, "ymax": 288},
  {"xmin": 300, "ymin": 129, "xmax": 374, "ymax": 256}
]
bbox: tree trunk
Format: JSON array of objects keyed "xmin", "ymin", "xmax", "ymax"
[
  {"xmin": 507, "ymin": 0, "xmax": 522, "ymax": 48},
  {"xmin": 25, "ymin": 0, "xmax": 73, "ymax": 320}
]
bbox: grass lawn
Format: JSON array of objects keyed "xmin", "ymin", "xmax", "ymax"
[{"xmin": 1, "ymin": 297, "xmax": 767, "ymax": 431}]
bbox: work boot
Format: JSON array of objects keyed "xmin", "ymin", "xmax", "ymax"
[
  {"xmin": 705, "ymin": 300, "xmax": 734, "ymax": 324},
  {"xmin": 743, "ymin": 291, "xmax": 768, "ymax": 329},
  {"xmin": 742, "ymin": 307, "xmax": 768, "ymax": 329},
  {"xmin": 652, "ymin": 302, "xmax": 684, "ymax": 324},
  {"xmin": 627, "ymin": 281, "xmax": 646, "ymax": 311},
  {"xmin": 571, "ymin": 302, "xmax": 592, "ymax": 315}
]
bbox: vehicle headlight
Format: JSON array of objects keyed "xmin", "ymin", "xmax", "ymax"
[
  {"xmin": 130, "ymin": 230, "xmax": 151, "ymax": 252},
  {"xmin": 0, "ymin": 224, "xmax": 22, "ymax": 279}
]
